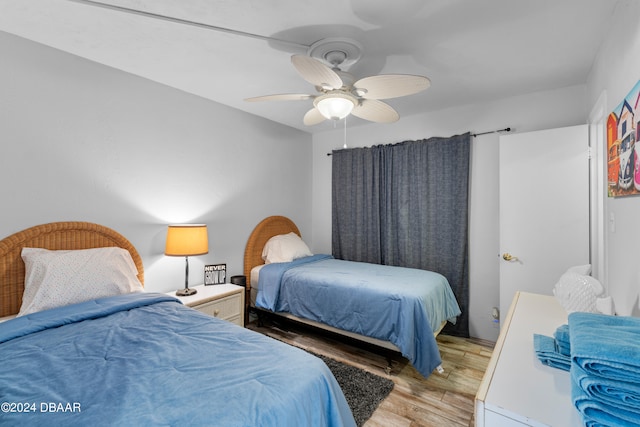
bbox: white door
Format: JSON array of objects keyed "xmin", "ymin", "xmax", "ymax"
[{"xmin": 499, "ymin": 125, "xmax": 590, "ymax": 321}]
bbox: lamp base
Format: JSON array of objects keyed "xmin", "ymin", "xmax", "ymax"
[{"xmin": 176, "ymin": 287, "xmax": 197, "ymax": 296}]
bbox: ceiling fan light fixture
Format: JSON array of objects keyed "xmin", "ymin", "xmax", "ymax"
[{"xmin": 314, "ymin": 93, "xmax": 356, "ymax": 120}]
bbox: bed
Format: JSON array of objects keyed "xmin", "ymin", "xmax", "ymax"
[
  {"xmin": 0, "ymin": 221, "xmax": 355, "ymax": 427},
  {"xmin": 243, "ymin": 216, "xmax": 462, "ymax": 378}
]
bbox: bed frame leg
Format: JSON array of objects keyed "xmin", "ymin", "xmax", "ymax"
[
  {"xmin": 256, "ymin": 310, "xmax": 265, "ymax": 327},
  {"xmin": 385, "ymin": 358, "xmax": 393, "ymax": 375}
]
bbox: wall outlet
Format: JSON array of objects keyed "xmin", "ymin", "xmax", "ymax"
[{"xmin": 491, "ymin": 306, "xmax": 500, "ymax": 328}]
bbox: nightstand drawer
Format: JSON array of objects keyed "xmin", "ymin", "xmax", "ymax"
[{"xmin": 195, "ymin": 293, "xmax": 241, "ymax": 320}]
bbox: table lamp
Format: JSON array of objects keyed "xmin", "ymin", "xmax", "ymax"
[{"xmin": 165, "ymin": 224, "xmax": 208, "ymax": 296}]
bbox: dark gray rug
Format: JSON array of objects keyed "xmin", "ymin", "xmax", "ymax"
[{"xmin": 315, "ymin": 353, "xmax": 394, "ymax": 426}]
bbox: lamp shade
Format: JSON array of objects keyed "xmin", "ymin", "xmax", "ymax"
[
  {"xmin": 165, "ymin": 224, "xmax": 209, "ymax": 256},
  {"xmin": 315, "ymin": 93, "xmax": 356, "ymax": 120}
]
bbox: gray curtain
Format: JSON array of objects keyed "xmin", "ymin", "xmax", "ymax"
[{"xmin": 332, "ymin": 133, "xmax": 470, "ymax": 337}]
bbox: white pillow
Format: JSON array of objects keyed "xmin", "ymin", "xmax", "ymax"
[
  {"xmin": 262, "ymin": 232, "xmax": 312, "ymax": 264},
  {"xmin": 18, "ymin": 247, "xmax": 143, "ymax": 316}
]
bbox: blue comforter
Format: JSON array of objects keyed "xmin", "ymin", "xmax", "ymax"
[
  {"xmin": 0, "ymin": 293, "xmax": 355, "ymax": 427},
  {"xmin": 256, "ymin": 255, "xmax": 461, "ymax": 377}
]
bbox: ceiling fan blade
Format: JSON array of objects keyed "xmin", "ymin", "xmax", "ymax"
[
  {"xmin": 291, "ymin": 55, "xmax": 343, "ymax": 90},
  {"xmin": 303, "ymin": 107, "xmax": 327, "ymax": 126},
  {"xmin": 245, "ymin": 93, "xmax": 313, "ymax": 102},
  {"xmin": 351, "ymin": 99, "xmax": 399, "ymax": 123},
  {"xmin": 353, "ymin": 74, "xmax": 431, "ymax": 100}
]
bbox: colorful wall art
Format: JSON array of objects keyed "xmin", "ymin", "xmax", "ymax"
[{"xmin": 607, "ymin": 80, "xmax": 640, "ymax": 197}]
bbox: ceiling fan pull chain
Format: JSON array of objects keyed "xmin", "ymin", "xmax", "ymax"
[{"xmin": 343, "ymin": 116, "xmax": 348, "ymax": 149}]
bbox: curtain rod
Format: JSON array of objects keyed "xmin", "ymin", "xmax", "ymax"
[
  {"xmin": 327, "ymin": 128, "xmax": 513, "ymax": 155},
  {"xmin": 472, "ymin": 127, "xmax": 512, "ymax": 137}
]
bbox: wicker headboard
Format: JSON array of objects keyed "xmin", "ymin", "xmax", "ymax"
[
  {"xmin": 0, "ymin": 221, "xmax": 144, "ymax": 318},
  {"xmin": 243, "ymin": 216, "xmax": 301, "ymax": 289}
]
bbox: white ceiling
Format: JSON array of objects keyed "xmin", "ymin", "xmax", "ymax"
[{"xmin": 0, "ymin": 0, "xmax": 619, "ymax": 133}]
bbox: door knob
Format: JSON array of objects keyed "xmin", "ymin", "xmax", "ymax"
[{"xmin": 502, "ymin": 253, "xmax": 519, "ymax": 261}]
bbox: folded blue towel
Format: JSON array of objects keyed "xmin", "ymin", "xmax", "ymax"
[
  {"xmin": 569, "ymin": 312, "xmax": 640, "ymax": 381},
  {"xmin": 557, "ymin": 342, "xmax": 571, "ymax": 358},
  {"xmin": 572, "ymin": 365, "xmax": 640, "ymax": 426},
  {"xmin": 581, "ymin": 416, "xmax": 613, "ymax": 427},
  {"xmin": 554, "ymin": 324, "xmax": 571, "ymax": 357},
  {"xmin": 572, "ymin": 363, "xmax": 640, "ymax": 415},
  {"xmin": 533, "ymin": 334, "xmax": 571, "ymax": 371}
]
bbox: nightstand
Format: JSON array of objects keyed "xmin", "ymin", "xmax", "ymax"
[{"xmin": 168, "ymin": 284, "xmax": 245, "ymax": 327}]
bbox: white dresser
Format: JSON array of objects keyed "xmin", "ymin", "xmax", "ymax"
[{"xmin": 475, "ymin": 292, "xmax": 583, "ymax": 426}]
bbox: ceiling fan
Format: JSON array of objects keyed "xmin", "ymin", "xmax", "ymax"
[{"xmin": 245, "ymin": 38, "xmax": 431, "ymax": 126}]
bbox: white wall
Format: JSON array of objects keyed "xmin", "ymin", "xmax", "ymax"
[
  {"xmin": 312, "ymin": 85, "xmax": 588, "ymax": 341},
  {"xmin": 587, "ymin": 0, "xmax": 640, "ymax": 316},
  {"xmin": 0, "ymin": 31, "xmax": 312, "ymax": 293}
]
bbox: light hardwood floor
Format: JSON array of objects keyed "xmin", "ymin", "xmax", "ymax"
[{"xmin": 247, "ymin": 316, "xmax": 494, "ymax": 427}]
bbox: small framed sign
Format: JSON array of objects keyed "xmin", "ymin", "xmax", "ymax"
[{"xmin": 204, "ymin": 264, "xmax": 226, "ymax": 285}]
